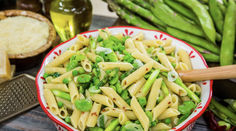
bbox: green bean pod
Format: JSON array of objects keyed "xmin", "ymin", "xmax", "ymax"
[
  {"xmin": 177, "ymin": 0, "xmax": 216, "ymax": 43},
  {"xmin": 131, "ymin": 0, "xmax": 152, "ymax": 10},
  {"xmin": 211, "ymin": 98, "xmax": 236, "ymax": 121},
  {"xmin": 190, "ymin": 44, "xmax": 220, "ymax": 62},
  {"xmin": 151, "ymin": 1, "xmax": 205, "ymax": 37},
  {"xmin": 115, "ymin": 0, "xmax": 166, "ymax": 27},
  {"xmin": 164, "ymin": 0, "xmax": 199, "ymax": 24},
  {"xmin": 107, "ymin": 0, "xmax": 160, "ymax": 31},
  {"xmin": 52, "ymin": 90, "xmax": 71, "ymax": 101},
  {"xmin": 209, "ymin": 0, "xmax": 224, "ymax": 34},
  {"xmin": 220, "ymin": 0, "xmax": 236, "ymax": 66},
  {"xmin": 166, "ymin": 27, "xmax": 220, "ymax": 54},
  {"xmin": 142, "ymin": 69, "xmax": 160, "ymax": 96},
  {"xmin": 218, "ymin": 1, "xmax": 226, "ymax": 14}
]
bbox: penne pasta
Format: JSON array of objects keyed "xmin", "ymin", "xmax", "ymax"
[
  {"xmin": 142, "ymin": 39, "xmax": 164, "ymax": 48},
  {"xmin": 44, "ymin": 88, "xmax": 59, "ymax": 115},
  {"xmin": 121, "ymin": 61, "xmax": 153, "ymax": 89},
  {"xmin": 134, "ymin": 41, "xmax": 148, "ymax": 57},
  {"xmin": 78, "ymin": 112, "xmax": 89, "ymax": 131},
  {"xmin": 178, "ymin": 48, "xmax": 192, "ymax": 70},
  {"xmin": 46, "ymin": 50, "xmax": 76, "ymax": 67},
  {"xmin": 44, "ymin": 83, "xmax": 69, "ymax": 92},
  {"xmin": 114, "ymin": 33, "xmax": 123, "ymax": 40},
  {"xmin": 163, "ymin": 39, "xmax": 172, "ymax": 47},
  {"xmin": 99, "ymin": 62, "xmax": 133, "ymax": 71},
  {"xmin": 118, "ymin": 111, "xmax": 129, "ymax": 125},
  {"xmin": 76, "ymin": 35, "xmax": 89, "ymax": 46},
  {"xmin": 157, "ymin": 53, "xmax": 175, "ymax": 71},
  {"xmin": 158, "ymin": 108, "xmax": 180, "ymax": 120},
  {"xmin": 101, "ymin": 87, "xmax": 131, "ymax": 110},
  {"xmin": 151, "ymin": 123, "xmax": 172, "ymax": 131},
  {"xmin": 164, "ymin": 78, "xmax": 187, "ymax": 96},
  {"xmin": 81, "ymin": 59, "xmax": 92, "ymax": 72},
  {"xmin": 58, "ymin": 107, "xmax": 68, "ymax": 119},
  {"xmin": 152, "ymin": 95, "xmax": 172, "ymax": 121},
  {"xmin": 71, "ymin": 109, "xmax": 81, "ymax": 128},
  {"xmin": 45, "ymin": 67, "xmax": 67, "ymax": 74},
  {"xmin": 128, "ymin": 77, "xmax": 146, "ymax": 97},
  {"xmin": 101, "ymin": 107, "xmax": 121, "ymax": 117},
  {"xmin": 164, "ymin": 46, "xmax": 176, "ymax": 54},
  {"xmin": 131, "ymin": 97, "xmax": 149, "ymax": 131},
  {"xmin": 86, "ymin": 102, "xmax": 102, "ymax": 127},
  {"xmin": 125, "ymin": 38, "xmax": 136, "ymax": 49},
  {"xmin": 51, "ymin": 67, "xmax": 82, "ymax": 83},
  {"xmin": 90, "ymin": 94, "xmax": 114, "ymax": 108},
  {"xmin": 125, "ymin": 110, "xmax": 137, "ymax": 120},
  {"xmin": 131, "ymin": 50, "xmax": 169, "ymax": 71},
  {"xmin": 146, "ymin": 78, "xmax": 163, "ymax": 110},
  {"xmin": 170, "ymin": 94, "xmax": 179, "ymax": 109},
  {"xmin": 68, "ymin": 81, "xmax": 79, "ymax": 103}
]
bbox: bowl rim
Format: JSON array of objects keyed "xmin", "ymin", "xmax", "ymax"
[
  {"xmin": 36, "ymin": 26, "xmax": 212, "ymax": 131},
  {"xmin": 0, "ymin": 10, "xmax": 56, "ymax": 59}
]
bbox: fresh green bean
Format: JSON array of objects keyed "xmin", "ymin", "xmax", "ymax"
[
  {"xmin": 164, "ymin": 0, "xmax": 199, "ymax": 24},
  {"xmin": 115, "ymin": 0, "xmax": 166, "ymax": 27},
  {"xmin": 190, "ymin": 44, "xmax": 220, "ymax": 62},
  {"xmin": 161, "ymin": 81, "xmax": 169, "ymax": 96},
  {"xmin": 52, "ymin": 90, "xmax": 71, "ymax": 101},
  {"xmin": 131, "ymin": 0, "xmax": 152, "ymax": 10},
  {"xmin": 209, "ymin": 0, "xmax": 224, "ymax": 34},
  {"xmin": 216, "ymin": 32, "xmax": 222, "ymax": 42},
  {"xmin": 218, "ymin": 1, "xmax": 226, "ymax": 14},
  {"xmin": 107, "ymin": 0, "xmax": 161, "ymax": 31},
  {"xmin": 166, "ymin": 27, "xmax": 220, "ymax": 54},
  {"xmin": 142, "ymin": 69, "xmax": 160, "ymax": 96},
  {"xmin": 211, "ymin": 98, "xmax": 236, "ymax": 121},
  {"xmin": 105, "ymin": 118, "xmax": 119, "ymax": 131},
  {"xmin": 151, "ymin": 1, "xmax": 205, "ymax": 37},
  {"xmin": 220, "ymin": 0, "xmax": 236, "ymax": 66},
  {"xmin": 175, "ymin": 78, "xmax": 201, "ymax": 103},
  {"xmin": 218, "ymin": 121, "xmax": 231, "ymax": 130},
  {"xmin": 177, "ymin": 0, "xmax": 216, "ymax": 43},
  {"xmin": 223, "ymin": 0, "xmax": 228, "ymax": 6},
  {"xmin": 224, "ymin": 99, "xmax": 236, "ymax": 112}
]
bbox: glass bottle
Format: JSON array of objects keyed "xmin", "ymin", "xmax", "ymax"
[{"xmin": 50, "ymin": 0, "xmax": 92, "ymax": 42}]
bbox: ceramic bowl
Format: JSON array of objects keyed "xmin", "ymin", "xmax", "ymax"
[{"xmin": 36, "ymin": 26, "xmax": 212, "ymax": 131}]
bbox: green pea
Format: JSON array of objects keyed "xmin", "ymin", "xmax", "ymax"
[
  {"xmin": 65, "ymin": 116, "xmax": 71, "ymax": 124},
  {"xmin": 57, "ymin": 101, "xmax": 64, "ymax": 108},
  {"xmin": 96, "ymin": 56, "xmax": 103, "ymax": 63},
  {"xmin": 164, "ymin": 118, "xmax": 171, "ymax": 124},
  {"xmin": 72, "ymin": 70, "xmax": 79, "ymax": 76},
  {"xmin": 138, "ymin": 96, "xmax": 147, "ymax": 107},
  {"xmin": 63, "ymin": 78, "xmax": 70, "ymax": 84},
  {"xmin": 78, "ymin": 67, "xmax": 85, "ymax": 74}
]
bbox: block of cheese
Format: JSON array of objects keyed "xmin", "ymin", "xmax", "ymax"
[{"xmin": 0, "ymin": 50, "xmax": 11, "ymax": 83}]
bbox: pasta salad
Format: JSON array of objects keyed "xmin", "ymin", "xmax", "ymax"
[{"xmin": 43, "ymin": 29, "xmax": 202, "ymax": 131}]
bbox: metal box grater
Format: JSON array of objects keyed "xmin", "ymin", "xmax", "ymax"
[{"xmin": 0, "ymin": 74, "xmax": 39, "ymax": 123}]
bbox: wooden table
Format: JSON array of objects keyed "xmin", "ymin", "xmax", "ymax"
[{"xmin": 0, "ymin": 15, "xmax": 211, "ymax": 131}]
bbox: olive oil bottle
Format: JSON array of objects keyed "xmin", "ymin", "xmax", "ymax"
[{"xmin": 50, "ymin": 0, "xmax": 92, "ymax": 42}]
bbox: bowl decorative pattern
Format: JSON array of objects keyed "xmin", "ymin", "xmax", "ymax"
[{"xmin": 36, "ymin": 26, "xmax": 212, "ymax": 131}]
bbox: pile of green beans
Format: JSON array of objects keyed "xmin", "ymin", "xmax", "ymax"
[{"xmin": 106, "ymin": 0, "xmax": 236, "ymax": 65}]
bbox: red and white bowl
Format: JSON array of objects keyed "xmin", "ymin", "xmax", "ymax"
[{"xmin": 36, "ymin": 26, "xmax": 212, "ymax": 131}]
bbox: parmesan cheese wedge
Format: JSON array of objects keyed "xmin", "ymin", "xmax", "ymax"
[{"xmin": 0, "ymin": 50, "xmax": 11, "ymax": 83}]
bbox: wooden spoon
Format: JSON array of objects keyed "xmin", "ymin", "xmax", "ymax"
[{"xmin": 177, "ymin": 65, "xmax": 236, "ymax": 82}]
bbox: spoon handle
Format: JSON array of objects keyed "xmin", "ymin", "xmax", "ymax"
[{"xmin": 178, "ymin": 65, "xmax": 236, "ymax": 82}]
